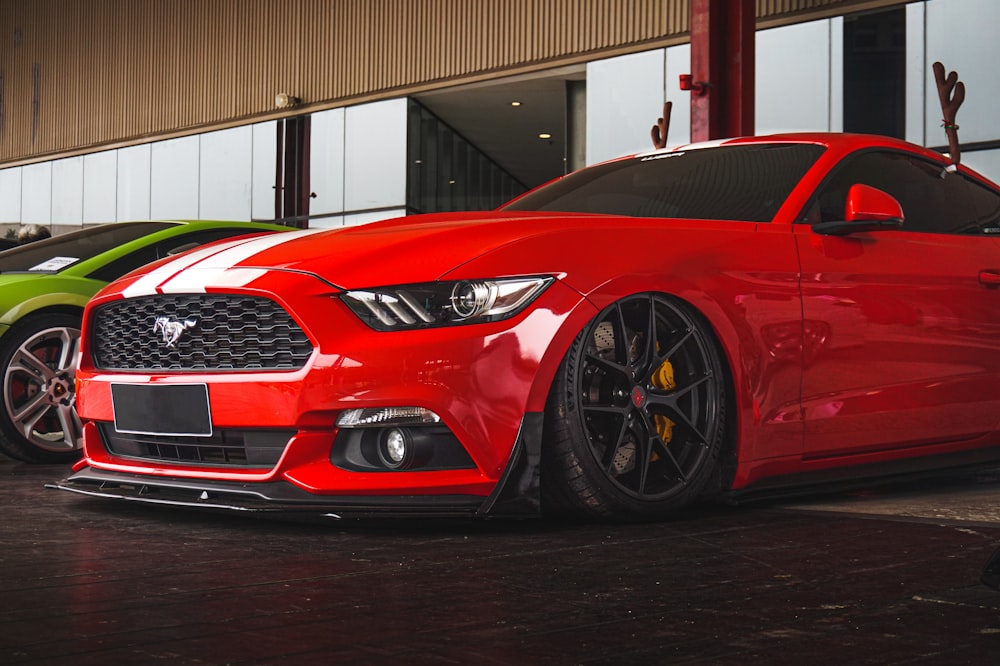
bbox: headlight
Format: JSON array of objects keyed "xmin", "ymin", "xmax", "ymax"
[{"xmin": 341, "ymin": 276, "xmax": 554, "ymax": 331}]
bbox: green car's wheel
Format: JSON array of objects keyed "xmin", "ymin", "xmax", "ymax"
[{"xmin": 0, "ymin": 313, "xmax": 83, "ymax": 463}]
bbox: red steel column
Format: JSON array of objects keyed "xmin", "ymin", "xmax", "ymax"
[{"xmin": 689, "ymin": 0, "xmax": 755, "ymax": 142}]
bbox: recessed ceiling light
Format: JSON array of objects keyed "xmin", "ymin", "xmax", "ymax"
[
  {"xmin": 511, "ymin": 101, "xmax": 522, "ymax": 107},
  {"xmin": 538, "ymin": 133, "xmax": 552, "ymax": 140}
]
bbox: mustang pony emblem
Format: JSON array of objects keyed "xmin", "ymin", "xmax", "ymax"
[{"xmin": 153, "ymin": 316, "xmax": 197, "ymax": 347}]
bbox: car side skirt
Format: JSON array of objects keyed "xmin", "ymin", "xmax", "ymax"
[{"xmin": 727, "ymin": 445, "xmax": 1000, "ymax": 504}]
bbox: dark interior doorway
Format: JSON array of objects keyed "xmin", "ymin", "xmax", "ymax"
[{"xmin": 843, "ymin": 8, "xmax": 905, "ymax": 139}]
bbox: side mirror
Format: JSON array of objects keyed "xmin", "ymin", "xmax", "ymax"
[
  {"xmin": 166, "ymin": 242, "xmax": 200, "ymax": 256},
  {"xmin": 813, "ymin": 184, "xmax": 905, "ymax": 236}
]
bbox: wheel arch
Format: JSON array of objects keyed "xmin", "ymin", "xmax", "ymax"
[
  {"xmin": 548, "ymin": 275, "xmax": 752, "ymax": 489},
  {"xmin": 523, "ymin": 290, "xmax": 601, "ymax": 414},
  {"xmin": 1, "ymin": 294, "xmax": 89, "ymax": 332}
]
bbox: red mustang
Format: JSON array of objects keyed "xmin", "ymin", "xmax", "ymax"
[{"xmin": 52, "ymin": 133, "xmax": 1000, "ymax": 521}]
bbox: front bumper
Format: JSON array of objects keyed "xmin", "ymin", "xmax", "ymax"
[{"xmin": 48, "ymin": 413, "xmax": 544, "ymax": 519}]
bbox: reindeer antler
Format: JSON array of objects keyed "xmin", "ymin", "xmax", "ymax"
[
  {"xmin": 932, "ymin": 61, "xmax": 964, "ymax": 166},
  {"xmin": 650, "ymin": 101, "xmax": 672, "ymax": 149}
]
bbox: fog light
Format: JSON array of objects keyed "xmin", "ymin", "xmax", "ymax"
[{"xmin": 379, "ymin": 428, "xmax": 411, "ymax": 469}]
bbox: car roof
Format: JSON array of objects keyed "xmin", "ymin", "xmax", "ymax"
[{"xmin": 627, "ymin": 131, "xmax": 998, "ymax": 188}]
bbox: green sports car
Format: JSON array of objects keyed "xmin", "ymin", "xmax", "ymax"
[{"xmin": 0, "ymin": 220, "xmax": 291, "ymax": 463}]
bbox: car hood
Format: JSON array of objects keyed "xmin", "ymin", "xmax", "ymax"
[
  {"xmin": 250, "ymin": 211, "xmax": 599, "ymax": 285},
  {"xmin": 115, "ymin": 211, "xmax": 610, "ymax": 289},
  {"xmin": 112, "ymin": 210, "xmax": 747, "ymax": 296}
]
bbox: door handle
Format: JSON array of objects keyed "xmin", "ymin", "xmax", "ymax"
[{"xmin": 980, "ymin": 270, "xmax": 1000, "ymax": 287}]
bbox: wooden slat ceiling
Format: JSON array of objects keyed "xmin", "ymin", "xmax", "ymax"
[{"xmin": 0, "ymin": 0, "xmax": 901, "ymax": 166}]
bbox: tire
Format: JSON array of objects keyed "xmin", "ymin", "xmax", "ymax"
[
  {"xmin": 0, "ymin": 313, "xmax": 84, "ymax": 463},
  {"xmin": 542, "ymin": 293, "xmax": 728, "ymax": 521}
]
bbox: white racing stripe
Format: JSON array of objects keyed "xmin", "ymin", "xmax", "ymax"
[
  {"xmin": 121, "ymin": 240, "xmax": 245, "ymax": 298},
  {"xmin": 159, "ymin": 229, "xmax": 318, "ymax": 293},
  {"xmin": 159, "ymin": 267, "xmax": 269, "ymax": 293},
  {"xmin": 121, "ymin": 228, "xmax": 316, "ymax": 297}
]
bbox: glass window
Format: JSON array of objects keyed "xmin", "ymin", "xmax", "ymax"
[
  {"xmin": 344, "ymin": 99, "xmax": 407, "ymax": 214},
  {"xmin": 959, "ymin": 178, "xmax": 1000, "ymax": 235},
  {"xmin": 0, "ymin": 167, "xmax": 23, "ymax": 223},
  {"xmin": 309, "ymin": 110, "xmax": 346, "ymax": 218},
  {"xmin": 0, "ymin": 222, "xmax": 174, "ymax": 273},
  {"xmin": 503, "ymin": 144, "xmax": 825, "ymax": 222},
  {"xmin": 52, "ymin": 157, "xmax": 84, "ymax": 226},
  {"xmin": 117, "ymin": 144, "xmax": 151, "ymax": 222},
  {"xmin": 806, "ymin": 150, "xmax": 1000, "ymax": 234},
  {"xmin": 83, "ymin": 151, "xmax": 118, "ymax": 223},
  {"xmin": 200, "ymin": 126, "xmax": 253, "ymax": 221},
  {"xmin": 843, "ymin": 9, "xmax": 905, "ymax": 139},
  {"xmin": 21, "ymin": 162, "xmax": 52, "ymax": 224},
  {"xmin": 252, "ymin": 121, "xmax": 278, "ymax": 221},
  {"xmin": 407, "ymin": 100, "xmax": 527, "ymax": 214},
  {"xmin": 150, "ymin": 136, "xmax": 199, "ymax": 219}
]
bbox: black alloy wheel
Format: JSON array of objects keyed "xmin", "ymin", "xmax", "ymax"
[{"xmin": 543, "ymin": 293, "xmax": 728, "ymax": 520}]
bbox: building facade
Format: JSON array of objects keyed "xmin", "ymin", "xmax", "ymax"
[{"xmin": 1, "ymin": 0, "xmax": 997, "ymax": 234}]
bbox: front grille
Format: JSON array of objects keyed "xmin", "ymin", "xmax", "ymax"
[
  {"xmin": 91, "ymin": 294, "xmax": 314, "ymax": 371},
  {"xmin": 98, "ymin": 422, "xmax": 293, "ymax": 467}
]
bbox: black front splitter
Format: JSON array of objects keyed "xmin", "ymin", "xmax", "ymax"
[{"xmin": 47, "ymin": 466, "xmax": 485, "ymax": 519}]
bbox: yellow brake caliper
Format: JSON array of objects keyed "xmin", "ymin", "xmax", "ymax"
[{"xmin": 651, "ymin": 359, "xmax": 676, "ymax": 443}]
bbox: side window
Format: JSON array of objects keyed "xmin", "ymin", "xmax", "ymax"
[
  {"xmin": 805, "ymin": 150, "xmax": 995, "ymax": 235},
  {"xmin": 88, "ymin": 245, "xmax": 159, "ymax": 283},
  {"xmin": 961, "ymin": 177, "xmax": 1000, "ymax": 235}
]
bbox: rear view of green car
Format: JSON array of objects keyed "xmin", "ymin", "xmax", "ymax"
[{"xmin": 0, "ymin": 220, "xmax": 290, "ymax": 463}]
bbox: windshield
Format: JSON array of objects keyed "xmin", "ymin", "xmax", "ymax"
[
  {"xmin": 502, "ymin": 143, "xmax": 825, "ymax": 222},
  {"xmin": 0, "ymin": 222, "xmax": 175, "ymax": 273}
]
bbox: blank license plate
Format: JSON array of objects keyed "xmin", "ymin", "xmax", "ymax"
[{"xmin": 111, "ymin": 383, "xmax": 212, "ymax": 437}]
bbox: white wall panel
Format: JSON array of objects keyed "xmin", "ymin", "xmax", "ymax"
[
  {"xmin": 200, "ymin": 126, "xmax": 253, "ymax": 220},
  {"xmin": 310, "ymin": 108, "xmax": 346, "ymax": 217},
  {"xmin": 151, "ymin": 135, "xmax": 199, "ymax": 219},
  {"xmin": 83, "ymin": 151, "xmax": 118, "ymax": 224},
  {"xmin": 0, "ymin": 168, "xmax": 22, "ymax": 223},
  {"xmin": 586, "ymin": 49, "xmax": 665, "ymax": 164},
  {"xmin": 925, "ymin": 0, "xmax": 1000, "ymax": 145},
  {"xmin": 905, "ymin": 3, "xmax": 927, "ymax": 146},
  {"xmin": 344, "ymin": 208, "xmax": 406, "ymax": 227},
  {"xmin": 344, "ymin": 99, "xmax": 407, "ymax": 212},
  {"xmin": 117, "ymin": 143, "xmax": 151, "ymax": 221},
  {"xmin": 309, "ymin": 215, "xmax": 344, "ymax": 229},
  {"xmin": 51, "ymin": 156, "xmax": 84, "ymax": 227},
  {"xmin": 251, "ymin": 121, "xmax": 277, "ymax": 221},
  {"xmin": 21, "ymin": 162, "xmax": 52, "ymax": 224},
  {"xmin": 757, "ymin": 19, "xmax": 834, "ymax": 135}
]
